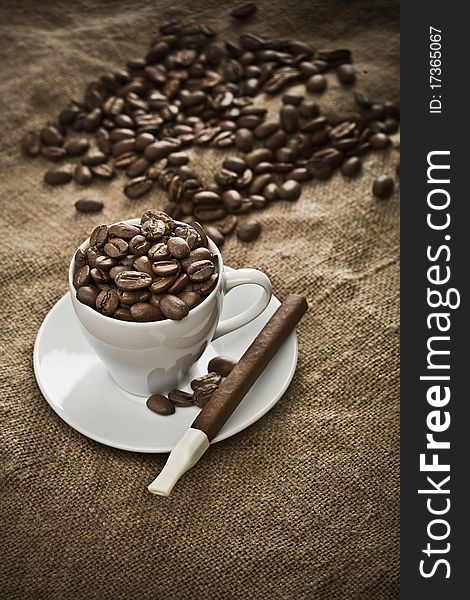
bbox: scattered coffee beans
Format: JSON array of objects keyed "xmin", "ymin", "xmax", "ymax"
[
  {"xmin": 73, "ymin": 209, "xmax": 219, "ymax": 320},
  {"xmin": 22, "ymin": 9, "xmax": 399, "ymax": 242}
]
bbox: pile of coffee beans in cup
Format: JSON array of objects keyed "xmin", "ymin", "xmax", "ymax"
[
  {"xmin": 73, "ymin": 209, "xmax": 219, "ymax": 321},
  {"xmin": 147, "ymin": 355, "xmax": 237, "ymax": 415},
  {"xmin": 22, "ymin": 4, "xmax": 399, "ymax": 242}
]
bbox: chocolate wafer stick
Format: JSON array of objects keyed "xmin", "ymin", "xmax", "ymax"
[
  {"xmin": 192, "ymin": 293, "xmax": 308, "ymax": 440},
  {"xmin": 148, "ymin": 294, "xmax": 308, "ymax": 496}
]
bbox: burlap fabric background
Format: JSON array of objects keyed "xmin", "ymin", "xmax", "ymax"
[{"xmin": 0, "ymin": 1, "xmax": 399, "ymax": 598}]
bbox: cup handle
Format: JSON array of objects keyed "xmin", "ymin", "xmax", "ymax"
[{"xmin": 212, "ymin": 268, "xmax": 272, "ymax": 340}]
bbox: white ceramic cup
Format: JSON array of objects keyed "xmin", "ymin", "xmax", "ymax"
[{"xmin": 68, "ymin": 218, "xmax": 272, "ymax": 396}]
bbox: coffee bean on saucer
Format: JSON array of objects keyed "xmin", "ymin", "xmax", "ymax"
[
  {"xmin": 373, "ymin": 175, "xmax": 394, "ymax": 199},
  {"xmin": 147, "ymin": 394, "xmax": 175, "ymax": 415},
  {"xmin": 207, "ymin": 356, "xmax": 237, "ymax": 377},
  {"xmin": 341, "ymin": 156, "xmax": 362, "ymax": 177},
  {"xmin": 237, "ymin": 219, "xmax": 261, "ymax": 241},
  {"xmin": 168, "ymin": 389, "xmax": 194, "ymax": 406},
  {"xmin": 75, "ymin": 198, "xmax": 103, "ymax": 213}
]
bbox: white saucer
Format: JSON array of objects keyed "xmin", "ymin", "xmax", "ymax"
[{"xmin": 33, "ymin": 272, "xmax": 298, "ymax": 453}]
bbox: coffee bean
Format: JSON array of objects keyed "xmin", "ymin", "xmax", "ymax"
[
  {"xmin": 41, "ymin": 125, "xmax": 63, "ymax": 146},
  {"xmin": 22, "ymin": 131, "xmax": 41, "ymax": 156},
  {"xmin": 90, "ymin": 267, "xmax": 109, "ymax": 284},
  {"xmin": 75, "ymin": 198, "xmax": 103, "ymax": 213},
  {"xmin": 95, "ymin": 255, "xmax": 116, "ymax": 271},
  {"xmin": 337, "ymin": 63, "xmax": 355, "ymax": 84},
  {"xmin": 144, "ymin": 140, "xmax": 179, "ymax": 161},
  {"xmin": 279, "ymin": 179, "xmax": 301, "ymax": 201},
  {"xmin": 204, "ymin": 226, "xmax": 224, "ymax": 247},
  {"xmin": 168, "ymin": 152, "xmax": 189, "ymax": 166},
  {"xmin": 167, "ymin": 236, "xmax": 191, "ymax": 259},
  {"xmin": 115, "ymin": 271, "xmax": 152, "ymax": 290},
  {"xmin": 109, "ymin": 223, "xmax": 140, "ymax": 238},
  {"xmin": 74, "ymin": 248, "xmax": 87, "ymax": 268},
  {"xmin": 178, "ymin": 290, "xmax": 202, "ymax": 309},
  {"xmin": 222, "ymin": 189, "xmax": 243, "ymax": 212},
  {"xmin": 245, "ymin": 148, "xmax": 273, "ymax": 168},
  {"xmin": 150, "ymin": 276, "xmax": 176, "ymax": 294},
  {"xmin": 306, "ymin": 74, "xmax": 327, "ymax": 93},
  {"xmin": 142, "ymin": 218, "xmax": 166, "ymax": 240},
  {"xmin": 124, "ymin": 176, "xmax": 153, "ymax": 198},
  {"xmin": 191, "ymin": 372, "xmax": 222, "ymax": 390},
  {"xmin": 369, "ymin": 132, "xmax": 390, "ymax": 149},
  {"xmin": 76, "ymin": 285, "xmax": 98, "ymax": 307},
  {"xmin": 168, "ymin": 389, "xmax": 194, "ymax": 407},
  {"xmin": 237, "ymin": 219, "xmax": 261, "ymax": 241},
  {"xmin": 126, "ymin": 158, "xmax": 150, "ymax": 177},
  {"xmin": 373, "ymin": 175, "xmax": 394, "ymax": 199},
  {"xmin": 65, "ymin": 138, "xmax": 89, "ymax": 156},
  {"xmin": 207, "ymin": 356, "xmax": 237, "ymax": 377},
  {"xmin": 95, "ymin": 288, "xmax": 119, "ymax": 316},
  {"xmin": 91, "ymin": 164, "xmax": 116, "ymax": 179},
  {"xmin": 187, "ymin": 259, "xmax": 215, "ymax": 282},
  {"xmin": 192, "ymin": 190, "xmax": 221, "ymax": 205},
  {"xmin": 74, "ymin": 164, "xmax": 93, "ymax": 185},
  {"xmin": 41, "ymin": 146, "xmax": 66, "ymax": 161},
  {"xmin": 234, "ymin": 128, "xmax": 254, "ymax": 152},
  {"xmin": 280, "ymin": 105, "xmax": 299, "ymax": 134},
  {"xmin": 90, "ymin": 224, "xmax": 109, "ymax": 248},
  {"xmin": 147, "ymin": 394, "xmax": 175, "ymax": 415},
  {"xmin": 114, "ymin": 307, "xmax": 134, "ymax": 321},
  {"xmin": 230, "ymin": 3, "xmax": 257, "ymax": 19},
  {"xmin": 104, "ymin": 237, "xmax": 129, "ymax": 258},
  {"xmin": 221, "ymin": 160, "xmax": 245, "ymax": 179},
  {"xmin": 81, "ymin": 152, "xmax": 108, "ymax": 166},
  {"xmin": 118, "ymin": 290, "xmax": 151, "ymax": 305},
  {"xmin": 129, "ymin": 235, "xmax": 151, "ymax": 256},
  {"xmin": 160, "ymin": 294, "xmax": 190, "ymax": 320},
  {"xmin": 148, "ymin": 241, "xmax": 170, "ymax": 262},
  {"xmin": 167, "ymin": 273, "xmax": 189, "ymax": 294},
  {"xmin": 44, "ymin": 168, "xmax": 73, "ymax": 186},
  {"xmin": 130, "ymin": 302, "xmax": 163, "ymax": 322},
  {"xmin": 73, "ymin": 265, "xmax": 90, "ymax": 288},
  {"xmin": 152, "ymin": 260, "xmax": 180, "ymax": 277},
  {"xmin": 298, "ymin": 100, "xmax": 319, "ymax": 119},
  {"xmin": 218, "ymin": 214, "xmax": 238, "ymax": 236},
  {"xmin": 341, "ymin": 156, "xmax": 362, "ymax": 177}
]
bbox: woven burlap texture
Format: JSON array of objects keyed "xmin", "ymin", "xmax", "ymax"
[{"xmin": 0, "ymin": 1, "xmax": 399, "ymax": 598}]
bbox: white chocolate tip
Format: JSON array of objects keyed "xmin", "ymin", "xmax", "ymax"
[{"xmin": 147, "ymin": 428, "xmax": 210, "ymax": 496}]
